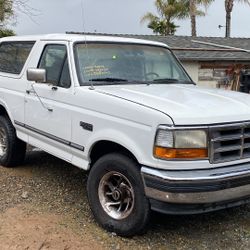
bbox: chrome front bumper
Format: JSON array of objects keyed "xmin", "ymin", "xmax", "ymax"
[{"xmin": 141, "ymin": 162, "xmax": 250, "ymax": 214}]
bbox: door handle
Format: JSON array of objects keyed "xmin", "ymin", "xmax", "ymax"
[
  {"xmin": 51, "ymin": 86, "xmax": 58, "ymax": 91},
  {"xmin": 26, "ymin": 89, "xmax": 35, "ymax": 94}
]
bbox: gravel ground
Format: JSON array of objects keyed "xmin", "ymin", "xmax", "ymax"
[{"xmin": 0, "ymin": 149, "xmax": 250, "ymax": 250}]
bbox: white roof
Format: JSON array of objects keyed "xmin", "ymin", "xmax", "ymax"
[{"xmin": 0, "ymin": 33, "xmax": 168, "ymax": 48}]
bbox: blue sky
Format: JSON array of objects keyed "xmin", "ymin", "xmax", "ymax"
[{"xmin": 12, "ymin": 0, "xmax": 250, "ymax": 37}]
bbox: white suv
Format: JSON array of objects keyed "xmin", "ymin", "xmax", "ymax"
[{"xmin": 0, "ymin": 34, "xmax": 250, "ymax": 236}]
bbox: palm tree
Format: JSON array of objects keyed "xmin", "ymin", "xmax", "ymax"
[
  {"xmin": 225, "ymin": 0, "xmax": 250, "ymax": 37},
  {"xmin": 141, "ymin": 0, "xmax": 188, "ymax": 36},
  {"xmin": 188, "ymin": 0, "xmax": 214, "ymax": 37}
]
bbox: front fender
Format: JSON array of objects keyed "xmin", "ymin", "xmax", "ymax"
[{"xmin": 86, "ymin": 128, "xmax": 147, "ymax": 164}]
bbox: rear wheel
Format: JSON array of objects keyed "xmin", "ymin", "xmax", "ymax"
[
  {"xmin": 0, "ymin": 116, "xmax": 26, "ymax": 167},
  {"xmin": 87, "ymin": 153, "xmax": 150, "ymax": 237}
]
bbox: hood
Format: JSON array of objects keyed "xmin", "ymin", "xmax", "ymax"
[{"xmin": 94, "ymin": 84, "xmax": 250, "ymax": 125}]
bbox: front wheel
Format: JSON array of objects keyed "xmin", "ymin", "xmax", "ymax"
[
  {"xmin": 0, "ymin": 116, "xmax": 26, "ymax": 167},
  {"xmin": 87, "ymin": 153, "xmax": 150, "ymax": 237}
]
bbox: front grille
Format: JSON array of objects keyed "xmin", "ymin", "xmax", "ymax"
[{"xmin": 210, "ymin": 122, "xmax": 250, "ymax": 164}]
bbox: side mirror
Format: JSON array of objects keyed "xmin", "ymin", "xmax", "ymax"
[{"xmin": 27, "ymin": 68, "xmax": 46, "ymax": 83}]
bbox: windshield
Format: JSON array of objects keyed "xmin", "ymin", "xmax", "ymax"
[{"xmin": 74, "ymin": 43, "xmax": 192, "ymax": 85}]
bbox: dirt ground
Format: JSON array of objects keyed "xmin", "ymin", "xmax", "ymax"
[
  {"xmin": 0, "ymin": 207, "xmax": 102, "ymax": 250},
  {"xmin": 0, "ymin": 149, "xmax": 249, "ymax": 250}
]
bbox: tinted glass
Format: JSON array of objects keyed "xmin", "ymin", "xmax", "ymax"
[{"xmin": 0, "ymin": 42, "xmax": 35, "ymax": 74}]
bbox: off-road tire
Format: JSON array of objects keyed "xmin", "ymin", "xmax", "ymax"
[
  {"xmin": 0, "ymin": 116, "xmax": 26, "ymax": 167},
  {"xmin": 87, "ymin": 153, "xmax": 150, "ymax": 237}
]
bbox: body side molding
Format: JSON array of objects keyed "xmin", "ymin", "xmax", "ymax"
[{"xmin": 14, "ymin": 120, "xmax": 84, "ymax": 151}]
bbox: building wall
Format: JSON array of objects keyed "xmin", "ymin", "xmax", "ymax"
[
  {"xmin": 181, "ymin": 61, "xmax": 227, "ymax": 89},
  {"xmin": 181, "ymin": 61, "xmax": 199, "ymax": 83}
]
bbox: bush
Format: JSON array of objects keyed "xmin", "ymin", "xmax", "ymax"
[{"xmin": 0, "ymin": 29, "xmax": 15, "ymax": 37}]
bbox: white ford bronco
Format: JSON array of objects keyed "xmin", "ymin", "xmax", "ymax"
[{"xmin": 0, "ymin": 34, "xmax": 250, "ymax": 236}]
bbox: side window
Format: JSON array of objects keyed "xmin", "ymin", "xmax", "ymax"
[
  {"xmin": 59, "ymin": 59, "xmax": 71, "ymax": 88},
  {"xmin": 0, "ymin": 42, "xmax": 35, "ymax": 74},
  {"xmin": 38, "ymin": 44, "xmax": 71, "ymax": 88}
]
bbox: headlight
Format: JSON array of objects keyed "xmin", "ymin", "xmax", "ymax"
[
  {"xmin": 154, "ymin": 127, "xmax": 208, "ymax": 160},
  {"xmin": 175, "ymin": 130, "xmax": 207, "ymax": 148}
]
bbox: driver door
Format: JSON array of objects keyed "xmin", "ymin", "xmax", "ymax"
[{"xmin": 25, "ymin": 42, "xmax": 74, "ymax": 161}]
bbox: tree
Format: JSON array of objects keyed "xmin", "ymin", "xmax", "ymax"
[
  {"xmin": 0, "ymin": 28, "xmax": 15, "ymax": 37},
  {"xmin": 225, "ymin": 0, "xmax": 250, "ymax": 37},
  {"xmin": 0, "ymin": 0, "xmax": 36, "ymax": 27},
  {"xmin": 141, "ymin": 0, "xmax": 188, "ymax": 35},
  {"xmin": 188, "ymin": 0, "xmax": 214, "ymax": 37},
  {"xmin": 0, "ymin": 0, "xmax": 15, "ymax": 37},
  {"xmin": 0, "ymin": 0, "xmax": 36, "ymax": 37},
  {"xmin": 0, "ymin": 0, "xmax": 13, "ymax": 24}
]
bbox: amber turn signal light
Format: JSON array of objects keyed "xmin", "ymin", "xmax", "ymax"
[{"xmin": 154, "ymin": 146, "xmax": 208, "ymax": 159}]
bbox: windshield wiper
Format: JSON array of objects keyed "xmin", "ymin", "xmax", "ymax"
[
  {"xmin": 153, "ymin": 78, "xmax": 179, "ymax": 83},
  {"xmin": 151, "ymin": 78, "xmax": 193, "ymax": 84},
  {"xmin": 85, "ymin": 78, "xmax": 149, "ymax": 86},
  {"xmin": 89, "ymin": 78, "xmax": 128, "ymax": 82}
]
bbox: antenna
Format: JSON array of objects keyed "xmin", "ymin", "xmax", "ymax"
[
  {"xmin": 80, "ymin": 0, "xmax": 94, "ymax": 90},
  {"xmin": 81, "ymin": 0, "xmax": 86, "ymax": 32}
]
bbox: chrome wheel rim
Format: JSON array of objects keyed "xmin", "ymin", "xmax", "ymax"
[
  {"xmin": 98, "ymin": 171, "xmax": 135, "ymax": 220},
  {"xmin": 0, "ymin": 127, "xmax": 7, "ymax": 157}
]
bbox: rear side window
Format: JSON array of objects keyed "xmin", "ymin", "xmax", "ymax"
[{"xmin": 0, "ymin": 41, "xmax": 35, "ymax": 74}]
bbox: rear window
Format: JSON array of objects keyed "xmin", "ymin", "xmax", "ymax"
[{"xmin": 0, "ymin": 41, "xmax": 35, "ymax": 74}]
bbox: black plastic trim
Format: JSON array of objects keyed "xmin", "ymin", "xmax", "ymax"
[
  {"xmin": 144, "ymin": 174, "xmax": 250, "ymax": 193},
  {"xmin": 149, "ymin": 196, "xmax": 250, "ymax": 215},
  {"xmin": 14, "ymin": 120, "xmax": 84, "ymax": 151}
]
